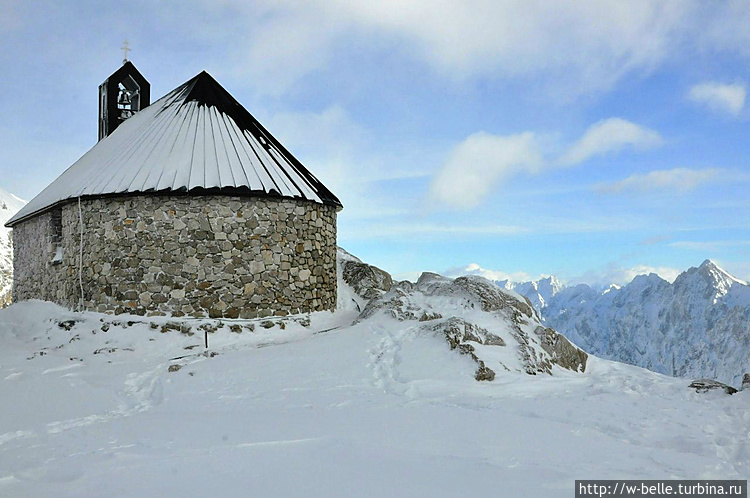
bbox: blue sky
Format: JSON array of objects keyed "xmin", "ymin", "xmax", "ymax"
[{"xmin": 3, "ymin": 0, "xmax": 750, "ymax": 284}]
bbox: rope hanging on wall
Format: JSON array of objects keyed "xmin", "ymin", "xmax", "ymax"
[{"xmin": 78, "ymin": 197, "xmax": 84, "ymax": 311}]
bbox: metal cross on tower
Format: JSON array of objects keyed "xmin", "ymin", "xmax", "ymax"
[{"xmin": 121, "ymin": 40, "xmax": 131, "ymax": 64}]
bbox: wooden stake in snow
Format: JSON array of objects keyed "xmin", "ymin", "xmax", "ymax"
[{"xmin": 205, "ymin": 329, "xmax": 208, "ymax": 349}]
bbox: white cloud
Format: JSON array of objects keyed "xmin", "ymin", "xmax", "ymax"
[
  {"xmin": 429, "ymin": 118, "xmax": 664, "ymax": 210},
  {"xmin": 232, "ymin": 4, "xmax": 340, "ymax": 94},
  {"xmin": 611, "ymin": 265, "xmax": 682, "ymax": 285},
  {"xmin": 428, "ymin": 132, "xmax": 542, "ymax": 209},
  {"xmin": 332, "ymin": 1, "xmax": 687, "ymax": 84},
  {"xmin": 575, "ymin": 263, "xmax": 681, "ymax": 286},
  {"xmin": 560, "ymin": 118, "xmax": 663, "ymax": 165},
  {"xmin": 178, "ymin": 0, "xmax": 701, "ymax": 96},
  {"xmin": 443, "ymin": 263, "xmax": 535, "ymax": 283},
  {"xmin": 598, "ymin": 167, "xmax": 722, "ymax": 193},
  {"xmin": 441, "ymin": 261, "xmax": 683, "ymax": 287},
  {"xmin": 28, "ymin": 1, "xmax": 750, "ymax": 101},
  {"xmin": 687, "ymin": 82, "xmax": 746, "ymax": 115}
]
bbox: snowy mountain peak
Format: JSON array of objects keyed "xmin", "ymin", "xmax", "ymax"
[
  {"xmin": 536, "ymin": 275, "xmax": 564, "ymax": 295},
  {"xmin": 696, "ymin": 259, "xmax": 746, "ymax": 286},
  {"xmin": 603, "ymin": 283, "xmax": 621, "ymax": 294},
  {"xmin": 629, "ymin": 272, "xmax": 668, "ymax": 288},
  {"xmin": 0, "ymin": 187, "xmax": 26, "ymax": 226},
  {"xmin": 515, "ymin": 259, "xmax": 750, "ymax": 385},
  {"xmin": 672, "ymin": 259, "xmax": 747, "ymax": 306},
  {"xmin": 0, "ymin": 186, "xmax": 26, "ymax": 306}
]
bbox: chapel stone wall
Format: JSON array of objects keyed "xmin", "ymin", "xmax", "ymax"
[{"xmin": 13, "ymin": 194, "xmax": 337, "ymax": 318}]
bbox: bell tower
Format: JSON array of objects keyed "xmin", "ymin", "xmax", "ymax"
[{"xmin": 98, "ymin": 57, "xmax": 150, "ymax": 141}]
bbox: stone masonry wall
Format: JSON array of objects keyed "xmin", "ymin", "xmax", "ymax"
[
  {"xmin": 13, "ymin": 195, "xmax": 337, "ymax": 318},
  {"xmin": 12, "ymin": 210, "xmax": 76, "ymax": 304}
]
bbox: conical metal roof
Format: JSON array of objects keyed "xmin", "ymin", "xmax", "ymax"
[{"xmin": 7, "ymin": 71, "xmax": 342, "ymax": 227}]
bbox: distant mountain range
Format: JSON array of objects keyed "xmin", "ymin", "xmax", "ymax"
[
  {"xmin": 0, "ymin": 187, "xmax": 26, "ymax": 306},
  {"xmin": 488, "ymin": 260, "xmax": 750, "ymax": 386}
]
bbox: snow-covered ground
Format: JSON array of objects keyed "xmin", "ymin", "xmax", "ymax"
[{"xmin": 1, "ymin": 297, "xmax": 748, "ymax": 497}]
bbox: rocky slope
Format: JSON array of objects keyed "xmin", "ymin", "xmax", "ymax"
[
  {"xmin": 0, "ymin": 187, "xmax": 26, "ymax": 306},
  {"xmin": 508, "ymin": 260, "xmax": 750, "ymax": 386},
  {"xmin": 339, "ymin": 249, "xmax": 587, "ymax": 380}
]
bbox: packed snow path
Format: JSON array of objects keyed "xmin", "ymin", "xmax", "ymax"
[{"xmin": 0, "ymin": 302, "xmax": 748, "ymax": 497}]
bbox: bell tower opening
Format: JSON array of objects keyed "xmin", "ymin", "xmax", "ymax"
[
  {"xmin": 117, "ymin": 75, "xmax": 141, "ymax": 121},
  {"xmin": 98, "ymin": 60, "xmax": 150, "ymax": 141}
]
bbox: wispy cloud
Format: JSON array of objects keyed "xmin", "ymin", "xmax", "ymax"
[
  {"xmin": 688, "ymin": 82, "xmax": 746, "ymax": 115},
  {"xmin": 0, "ymin": 0, "xmax": 22, "ymax": 32},
  {"xmin": 262, "ymin": 104, "xmax": 434, "ymax": 222},
  {"xmin": 670, "ymin": 240, "xmax": 750, "ymax": 251},
  {"xmin": 333, "ymin": 1, "xmax": 689, "ymax": 92},
  {"xmin": 559, "ymin": 118, "xmax": 663, "ymax": 166},
  {"xmin": 341, "ymin": 222, "xmax": 530, "ymax": 240},
  {"xmin": 639, "ymin": 234, "xmax": 672, "ymax": 246},
  {"xmin": 597, "ymin": 167, "xmax": 723, "ymax": 193},
  {"xmin": 532, "ymin": 215, "xmax": 645, "ymax": 234},
  {"xmin": 263, "ymin": 105, "xmax": 366, "ymax": 194},
  {"xmin": 428, "ymin": 132, "xmax": 543, "ymax": 209}
]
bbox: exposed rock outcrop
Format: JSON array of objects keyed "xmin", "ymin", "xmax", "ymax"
[
  {"xmin": 340, "ymin": 256, "xmax": 394, "ymax": 300},
  {"xmin": 425, "ymin": 317, "xmax": 504, "ymax": 381},
  {"xmin": 534, "ymin": 326, "xmax": 588, "ymax": 373},
  {"xmin": 689, "ymin": 379, "xmax": 738, "ymax": 395},
  {"xmin": 359, "ymin": 268, "xmax": 588, "ymax": 380}
]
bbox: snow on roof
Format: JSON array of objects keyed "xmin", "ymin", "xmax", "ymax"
[{"xmin": 6, "ymin": 71, "xmax": 342, "ymax": 227}]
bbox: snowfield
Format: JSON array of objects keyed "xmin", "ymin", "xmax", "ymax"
[{"xmin": 1, "ymin": 276, "xmax": 748, "ymax": 496}]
